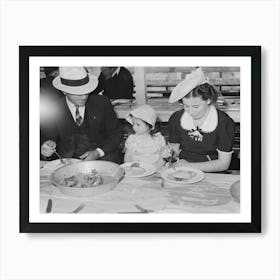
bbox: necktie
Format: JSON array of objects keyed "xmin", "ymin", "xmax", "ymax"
[{"xmin": 75, "ymin": 106, "xmax": 83, "ymax": 126}]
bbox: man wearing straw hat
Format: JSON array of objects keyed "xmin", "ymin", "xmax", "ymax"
[{"xmin": 40, "ymin": 67, "xmax": 123, "ymax": 163}]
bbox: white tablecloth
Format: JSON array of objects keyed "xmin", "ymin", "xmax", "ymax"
[{"xmin": 40, "ymin": 162, "xmax": 240, "ymax": 214}]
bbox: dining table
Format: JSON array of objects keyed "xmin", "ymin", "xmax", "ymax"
[{"xmin": 40, "ymin": 161, "xmax": 240, "ymax": 214}]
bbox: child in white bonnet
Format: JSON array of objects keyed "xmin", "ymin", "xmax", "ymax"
[{"xmin": 124, "ymin": 104, "xmax": 166, "ymax": 168}]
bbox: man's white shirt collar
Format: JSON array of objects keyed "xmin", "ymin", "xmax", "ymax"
[{"xmin": 66, "ymin": 97, "xmax": 85, "ymax": 120}]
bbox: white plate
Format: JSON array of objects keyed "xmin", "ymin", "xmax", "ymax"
[
  {"xmin": 121, "ymin": 162, "xmax": 157, "ymax": 178},
  {"xmin": 230, "ymin": 180, "xmax": 240, "ymax": 203},
  {"xmin": 43, "ymin": 158, "xmax": 81, "ymax": 172},
  {"xmin": 161, "ymin": 166, "xmax": 205, "ymax": 186}
]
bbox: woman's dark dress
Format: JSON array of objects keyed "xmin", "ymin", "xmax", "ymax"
[{"xmin": 168, "ymin": 108, "xmax": 235, "ymax": 162}]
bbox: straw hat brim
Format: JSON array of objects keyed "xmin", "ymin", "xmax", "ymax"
[
  {"xmin": 52, "ymin": 75, "xmax": 98, "ymax": 95},
  {"xmin": 169, "ymin": 68, "xmax": 208, "ymax": 103},
  {"xmin": 169, "ymin": 79, "xmax": 209, "ymax": 103}
]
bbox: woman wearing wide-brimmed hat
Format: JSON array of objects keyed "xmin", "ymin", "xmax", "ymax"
[
  {"xmin": 166, "ymin": 68, "xmax": 235, "ymax": 172},
  {"xmin": 40, "ymin": 67, "xmax": 123, "ymax": 163}
]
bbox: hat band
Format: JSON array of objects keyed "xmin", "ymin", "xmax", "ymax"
[{"xmin": 60, "ymin": 75, "xmax": 89, "ymax": 87}]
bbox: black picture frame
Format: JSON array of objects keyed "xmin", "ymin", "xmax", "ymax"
[{"xmin": 20, "ymin": 46, "xmax": 261, "ymax": 233}]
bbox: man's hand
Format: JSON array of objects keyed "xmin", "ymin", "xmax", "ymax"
[
  {"xmin": 41, "ymin": 140, "xmax": 56, "ymax": 157},
  {"xmin": 79, "ymin": 150, "xmax": 100, "ymax": 161}
]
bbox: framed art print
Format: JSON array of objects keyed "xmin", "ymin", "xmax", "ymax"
[{"xmin": 19, "ymin": 46, "xmax": 261, "ymax": 233}]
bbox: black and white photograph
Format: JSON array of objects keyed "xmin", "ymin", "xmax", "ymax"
[
  {"xmin": 3, "ymin": 1, "xmax": 280, "ymax": 279},
  {"xmin": 19, "ymin": 46, "xmax": 260, "ymax": 233}
]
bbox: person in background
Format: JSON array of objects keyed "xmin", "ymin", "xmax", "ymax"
[
  {"xmin": 40, "ymin": 67, "xmax": 123, "ymax": 163},
  {"xmin": 166, "ymin": 68, "xmax": 235, "ymax": 172},
  {"xmin": 40, "ymin": 67, "xmax": 61, "ymax": 100},
  {"xmin": 124, "ymin": 104, "xmax": 166, "ymax": 168},
  {"xmin": 92, "ymin": 67, "xmax": 134, "ymax": 100}
]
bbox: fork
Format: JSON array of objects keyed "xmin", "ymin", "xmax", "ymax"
[
  {"xmin": 53, "ymin": 150, "xmax": 66, "ymax": 164},
  {"xmin": 69, "ymin": 203, "xmax": 86, "ymax": 213},
  {"xmin": 134, "ymin": 204, "xmax": 153, "ymax": 213}
]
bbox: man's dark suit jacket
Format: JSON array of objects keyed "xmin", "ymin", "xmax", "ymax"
[
  {"xmin": 40, "ymin": 95, "xmax": 123, "ymax": 163},
  {"xmin": 92, "ymin": 67, "xmax": 134, "ymax": 99}
]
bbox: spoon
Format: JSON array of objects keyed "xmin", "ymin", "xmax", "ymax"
[{"xmin": 53, "ymin": 150, "xmax": 66, "ymax": 164}]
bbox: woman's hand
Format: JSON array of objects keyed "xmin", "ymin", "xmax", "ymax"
[
  {"xmin": 41, "ymin": 140, "xmax": 56, "ymax": 157},
  {"xmin": 173, "ymin": 151, "xmax": 232, "ymax": 172},
  {"xmin": 79, "ymin": 150, "xmax": 100, "ymax": 161}
]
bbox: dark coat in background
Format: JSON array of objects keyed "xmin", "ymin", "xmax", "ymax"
[
  {"xmin": 40, "ymin": 71, "xmax": 61, "ymax": 100},
  {"xmin": 92, "ymin": 67, "xmax": 134, "ymax": 99},
  {"xmin": 40, "ymin": 95, "xmax": 123, "ymax": 163}
]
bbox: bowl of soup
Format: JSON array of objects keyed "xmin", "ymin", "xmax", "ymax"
[{"xmin": 51, "ymin": 160, "xmax": 124, "ymax": 197}]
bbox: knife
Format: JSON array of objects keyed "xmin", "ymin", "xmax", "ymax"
[{"xmin": 46, "ymin": 199, "xmax": 52, "ymax": 213}]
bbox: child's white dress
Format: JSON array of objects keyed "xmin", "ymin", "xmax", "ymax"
[{"xmin": 124, "ymin": 132, "xmax": 166, "ymax": 165}]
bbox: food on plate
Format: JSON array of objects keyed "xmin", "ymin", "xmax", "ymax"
[
  {"xmin": 167, "ymin": 170, "xmax": 197, "ymax": 181},
  {"xmin": 60, "ymin": 169, "xmax": 103, "ymax": 188},
  {"xmin": 124, "ymin": 163, "xmax": 145, "ymax": 176}
]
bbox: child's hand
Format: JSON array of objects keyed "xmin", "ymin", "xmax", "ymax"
[
  {"xmin": 160, "ymin": 143, "xmax": 181, "ymax": 165},
  {"xmin": 160, "ymin": 145, "xmax": 172, "ymax": 159}
]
